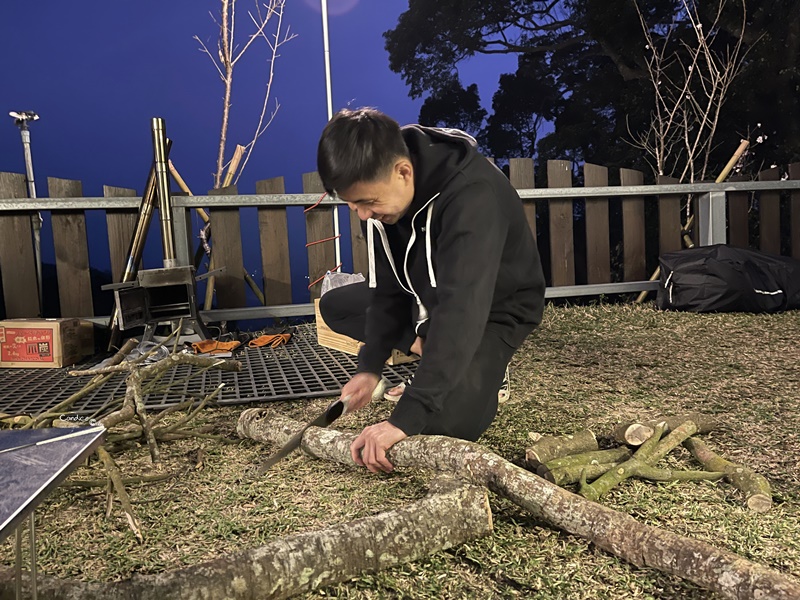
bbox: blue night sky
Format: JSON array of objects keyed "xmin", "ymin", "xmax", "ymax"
[{"xmin": 0, "ymin": 0, "xmax": 515, "ymax": 307}]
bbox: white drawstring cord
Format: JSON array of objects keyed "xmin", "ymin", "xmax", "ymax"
[
  {"xmin": 425, "ymin": 202, "xmax": 437, "ymax": 288},
  {"xmin": 367, "ymin": 218, "xmax": 377, "ymax": 288}
]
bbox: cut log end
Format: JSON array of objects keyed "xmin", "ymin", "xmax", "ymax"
[
  {"xmin": 626, "ymin": 424, "xmax": 655, "ymax": 445},
  {"xmin": 613, "ymin": 423, "xmax": 655, "ymax": 446},
  {"xmin": 746, "ymin": 494, "xmax": 772, "ymax": 514}
]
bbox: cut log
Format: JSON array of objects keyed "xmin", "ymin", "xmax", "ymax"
[
  {"xmin": 634, "ymin": 465, "xmax": 725, "ymax": 482},
  {"xmin": 549, "ymin": 462, "xmax": 620, "ymax": 486},
  {"xmin": 684, "ymin": 437, "xmax": 772, "ymax": 513},
  {"xmin": 545, "ymin": 447, "xmax": 632, "ymax": 470},
  {"xmin": 610, "ymin": 422, "xmax": 654, "ymax": 446},
  {"xmin": 236, "ymin": 409, "xmax": 800, "ymax": 600},
  {"xmin": 540, "ymin": 448, "xmax": 632, "ymax": 485},
  {"xmin": 579, "ymin": 421, "xmax": 699, "ymax": 501},
  {"xmin": 0, "ymin": 478, "xmax": 492, "ymax": 600},
  {"xmin": 612, "ymin": 413, "xmax": 720, "ymax": 446},
  {"xmin": 525, "ymin": 429, "xmax": 598, "ymax": 464}
]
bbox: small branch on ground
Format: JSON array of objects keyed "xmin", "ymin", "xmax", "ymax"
[
  {"xmin": 550, "ymin": 462, "xmax": 621, "ymax": 486},
  {"xmin": 22, "ymin": 338, "xmax": 140, "ymax": 429},
  {"xmin": 579, "ymin": 420, "xmax": 699, "ymax": 501},
  {"xmin": 97, "ymin": 446, "xmax": 143, "ymax": 543},
  {"xmin": 684, "ymin": 437, "xmax": 772, "ymax": 512}
]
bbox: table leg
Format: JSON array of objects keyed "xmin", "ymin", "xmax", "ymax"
[
  {"xmin": 29, "ymin": 514, "xmax": 37, "ymax": 600},
  {"xmin": 15, "ymin": 525, "xmax": 21, "ymax": 600}
]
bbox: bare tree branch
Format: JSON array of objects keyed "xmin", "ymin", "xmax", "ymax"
[
  {"xmin": 629, "ymin": 0, "xmax": 749, "ymax": 185},
  {"xmin": 197, "ymin": 0, "xmax": 293, "ymax": 188},
  {"xmin": 235, "ymin": 0, "xmax": 296, "ymax": 183}
]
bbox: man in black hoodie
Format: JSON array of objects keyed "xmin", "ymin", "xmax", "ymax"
[{"xmin": 317, "ymin": 108, "xmax": 545, "ymax": 473}]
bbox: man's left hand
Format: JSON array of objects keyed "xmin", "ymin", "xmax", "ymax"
[{"xmin": 350, "ymin": 421, "xmax": 407, "ymax": 473}]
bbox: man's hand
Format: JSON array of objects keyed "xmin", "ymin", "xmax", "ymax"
[
  {"xmin": 340, "ymin": 372, "xmax": 381, "ymax": 413},
  {"xmin": 350, "ymin": 421, "xmax": 407, "ymax": 473}
]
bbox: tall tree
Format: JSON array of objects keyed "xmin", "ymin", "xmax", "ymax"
[
  {"xmin": 481, "ymin": 56, "xmax": 560, "ymax": 159},
  {"xmin": 385, "ymin": 0, "xmax": 800, "ymax": 178},
  {"xmin": 418, "ymin": 81, "xmax": 487, "ymax": 135}
]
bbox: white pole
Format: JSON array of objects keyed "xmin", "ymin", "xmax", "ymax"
[
  {"xmin": 321, "ymin": 0, "xmax": 334, "ymax": 121},
  {"xmin": 10, "ymin": 111, "xmax": 43, "ymax": 313},
  {"xmin": 321, "ymin": 0, "xmax": 342, "ymax": 271}
]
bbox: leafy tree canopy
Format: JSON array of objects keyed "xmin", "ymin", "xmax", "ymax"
[{"xmin": 385, "ymin": 0, "xmax": 800, "ymax": 180}]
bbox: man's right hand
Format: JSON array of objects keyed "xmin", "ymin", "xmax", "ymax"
[{"xmin": 340, "ymin": 372, "xmax": 381, "ymax": 413}]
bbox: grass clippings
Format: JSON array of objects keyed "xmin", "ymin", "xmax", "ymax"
[{"xmin": 1, "ymin": 302, "xmax": 799, "ymax": 599}]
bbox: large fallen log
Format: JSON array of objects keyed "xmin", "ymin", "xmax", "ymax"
[
  {"xmin": 237, "ymin": 409, "xmax": 800, "ymax": 600},
  {"xmin": 0, "ymin": 479, "xmax": 491, "ymax": 600}
]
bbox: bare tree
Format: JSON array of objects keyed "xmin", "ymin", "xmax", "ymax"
[
  {"xmin": 196, "ymin": 0, "xmax": 295, "ymax": 188},
  {"xmin": 629, "ymin": 0, "xmax": 750, "ymax": 184}
]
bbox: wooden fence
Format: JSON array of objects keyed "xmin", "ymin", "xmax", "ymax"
[{"xmin": 0, "ymin": 159, "xmax": 799, "ymax": 320}]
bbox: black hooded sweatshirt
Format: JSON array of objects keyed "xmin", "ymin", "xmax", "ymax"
[{"xmin": 356, "ymin": 125, "xmax": 545, "ymax": 436}]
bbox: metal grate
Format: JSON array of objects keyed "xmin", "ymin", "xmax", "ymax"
[{"xmin": 0, "ymin": 325, "xmax": 417, "ymax": 418}]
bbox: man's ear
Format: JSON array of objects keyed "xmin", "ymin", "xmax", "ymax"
[{"xmin": 396, "ymin": 159, "xmax": 414, "ymax": 183}]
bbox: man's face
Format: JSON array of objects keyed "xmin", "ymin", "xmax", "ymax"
[{"xmin": 337, "ymin": 160, "xmax": 414, "ymax": 225}]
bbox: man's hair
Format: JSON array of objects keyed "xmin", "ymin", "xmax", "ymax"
[{"xmin": 317, "ymin": 108, "xmax": 410, "ymax": 196}]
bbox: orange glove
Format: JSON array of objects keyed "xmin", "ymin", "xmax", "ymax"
[
  {"xmin": 191, "ymin": 339, "xmax": 241, "ymax": 355},
  {"xmin": 248, "ymin": 333, "xmax": 292, "ymax": 348}
]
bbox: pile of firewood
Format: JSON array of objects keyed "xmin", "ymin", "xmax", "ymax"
[{"xmin": 524, "ymin": 412, "xmax": 772, "ymax": 512}]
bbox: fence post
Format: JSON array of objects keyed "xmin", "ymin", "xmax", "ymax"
[
  {"xmin": 509, "ymin": 158, "xmax": 536, "ymax": 241},
  {"xmin": 789, "ymin": 163, "xmax": 800, "ymax": 259},
  {"xmin": 583, "ymin": 163, "xmax": 610, "ymax": 284},
  {"xmin": 757, "ymin": 166, "xmax": 781, "ymax": 255},
  {"xmin": 104, "ymin": 186, "xmax": 138, "ymax": 283},
  {"xmin": 170, "ymin": 194, "xmax": 192, "ymax": 269},
  {"xmin": 619, "ymin": 168, "xmax": 646, "ymax": 281},
  {"xmin": 726, "ymin": 174, "xmax": 749, "ymax": 249},
  {"xmin": 656, "ymin": 175, "xmax": 682, "ymax": 254},
  {"xmin": 303, "ymin": 172, "xmax": 335, "ymax": 300},
  {"xmin": 256, "ymin": 177, "xmax": 293, "ymax": 305},
  {"xmin": 48, "ymin": 177, "xmax": 94, "ymax": 317},
  {"xmin": 547, "ymin": 160, "xmax": 574, "ymax": 286},
  {"xmin": 207, "ymin": 185, "xmax": 247, "ymax": 308},
  {"xmin": 0, "ymin": 172, "xmax": 39, "ymax": 317}
]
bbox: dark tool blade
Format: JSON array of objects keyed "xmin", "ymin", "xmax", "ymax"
[{"xmin": 256, "ymin": 398, "xmax": 348, "ymax": 475}]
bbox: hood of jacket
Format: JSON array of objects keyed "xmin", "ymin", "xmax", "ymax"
[{"xmin": 401, "ymin": 125, "xmax": 479, "ymax": 216}]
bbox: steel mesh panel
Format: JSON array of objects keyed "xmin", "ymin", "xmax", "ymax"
[{"xmin": 0, "ymin": 325, "xmax": 417, "ymax": 418}]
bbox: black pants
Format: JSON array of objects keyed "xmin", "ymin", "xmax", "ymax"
[{"xmin": 319, "ymin": 282, "xmax": 514, "ymax": 441}]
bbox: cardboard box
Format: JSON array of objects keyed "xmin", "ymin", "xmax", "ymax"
[
  {"xmin": 0, "ymin": 318, "xmax": 93, "ymax": 369},
  {"xmin": 314, "ymin": 299, "xmax": 418, "ymax": 366}
]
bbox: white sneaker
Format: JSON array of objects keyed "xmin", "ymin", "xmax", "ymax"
[
  {"xmin": 384, "ymin": 377, "xmax": 411, "ymax": 402},
  {"xmin": 498, "ymin": 366, "xmax": 510, "ymax": 403}
]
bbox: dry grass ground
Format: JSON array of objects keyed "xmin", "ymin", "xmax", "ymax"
[{"xmin": 2, "ymin": 302, "xmax": 799, "ymax": 599}]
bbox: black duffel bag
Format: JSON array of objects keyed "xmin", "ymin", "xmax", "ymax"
[{"xmin": 656, "ymin": 244, "xmax": 800, "ymax": 313}]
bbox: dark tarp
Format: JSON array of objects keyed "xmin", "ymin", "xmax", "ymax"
[{"xmin": 656, "ymin": 245, "xmax": 800, "ymax": 313}]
